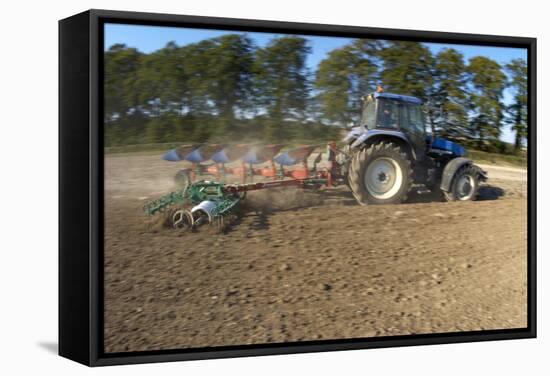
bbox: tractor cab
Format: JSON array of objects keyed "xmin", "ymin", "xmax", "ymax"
[
  {"xmin": 357, "ymin": 90, "xmax": 467, "ymax": 159},
  {"xmin": 360, "ymin": 91, "xmax": 425, "ymax": 134},
  {"xmin": 359, "ymin": 91, "xmax": 428, "ymax": 160}
]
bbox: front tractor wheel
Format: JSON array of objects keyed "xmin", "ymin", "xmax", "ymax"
[
  {"xmin": 443, "ymin": 164, "xmax": 480, "ymax": 201},
  {"xmin": 348, "ymin": 142, "xmax": 413, "ymax": 205}
]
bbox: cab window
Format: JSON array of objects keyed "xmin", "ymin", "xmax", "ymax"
[
  {"xmin": 400, "ymin": 104, "xmax": 425, "ymax": 135},
  {"xmin": 376, "ymin": 99, "xmax": 399, "ymax": 129},
  {"xmin": 361, "ymin": 97, "xmax": 377, "ymax": 129}
]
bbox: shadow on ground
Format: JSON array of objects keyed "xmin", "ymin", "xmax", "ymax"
[
  {"xmin": 157, "ymin": 183, "xmax": 506, "ymax": 234},
  {"xmin": 477, "ymin": 185, "xmax": 505, "ymax": 201},
  {"xmin": 37, "ymin": 342, "xmax": 58, "ymax": 354},
  {"xmin": 236, "ymin": 184, "xmax": 506, "ymax": 230},
  {"xmin": 407, "ymin": 184, "xmax": 504, "ymax": 204}
]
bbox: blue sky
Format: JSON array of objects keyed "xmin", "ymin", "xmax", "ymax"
[{"xmin": 105, "ymin": 23, "xmax": 527, "ymax": 143}]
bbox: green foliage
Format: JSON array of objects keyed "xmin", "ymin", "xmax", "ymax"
[
  {"xmin": 467, "ymin": 56, "xmax": 507, "ymax": 150},
  {"xmin": 505, "ymin": 58, "xmax": 528, "ymax": 151},
  {"xmin": 103, "ymin": 112, "xmax": 149, "ymax": 147},
  {"xmin": 128, "ymin": 42, "xmax": 184, "ymax": 116},
  {"xmin": 104, "ymin": 44, "xmax": 143, "ymax": 120},
  {"xmin": 188, "ymin": 35, "xmax": 255, "ymax": 135},
  {"xmin": 378, "ymin": 41, "xmax": 434, "ymax": 101},
  {"xmin": 103, "ymin": 35, "xmax": 526, "ymax": 154},
  {"xmin": 315, "ymin": 42, "xmax": 377, "ymax": 126},
  {"xmin": 252, "ymin": 36, "xmax": 311, "ymax": 141},
  {"xmin": 431, "ymin": 48, "xmax": 470, "ymax": 140}
]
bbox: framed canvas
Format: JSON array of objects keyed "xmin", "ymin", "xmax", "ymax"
[{"xmin": 59, "ymin": 9, "xmax": 536, "ymax": 366}]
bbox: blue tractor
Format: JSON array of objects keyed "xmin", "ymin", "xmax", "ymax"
[{"xmin": 341, "ymin": 90, "xmax": 487, "ymax": 204}]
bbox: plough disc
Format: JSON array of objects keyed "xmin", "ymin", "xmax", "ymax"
[{"xmin": 172, "ymin": 209, "xmax": 194, "ymax": 230}]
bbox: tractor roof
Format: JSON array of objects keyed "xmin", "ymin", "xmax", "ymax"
[{"xmin": 374, "ymin": 92, "xmax": 423, "ymax": 105}]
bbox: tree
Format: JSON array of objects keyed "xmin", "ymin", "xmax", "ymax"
[
  {"xmin": 378, "ymin": 41, "xmax": 434, "ymax": 101},
  {"xmin": 104, "ymin": 44, "xmax": 143, "ymax": 121},
  {"xmin": 128, "ymin": 41, "xmax": 186, "ymax": 117},
  {"xmin": 505, "ymin": 58, "xmax": 528, "ymax": 151},
  {"xmin": 253, "ymin": 36, "xmax": 311, "ymax": 141},
  {"xmin": 314, "ymin": 42, "xmax": 377, "ymax": 126},
  {"xmin": 432, "ymin": 48, "xmax": 470, "ymax": 140},
  {"xmin": 467, "ymin": 56, "xmax": 507, "ymax": 150},
  {"xmin": 198, "ymin": 34, "xmax": 255, "ymax": 136},
  {"xmin": 103, "ymin": 35, "xmax": 517, "ymax": 154},
  {"xmin": 126, "ymin": 36, "xmax": 256, "ymax": 142}
]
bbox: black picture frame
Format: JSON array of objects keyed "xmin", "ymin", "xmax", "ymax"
[{"xmin": 59, "ymin": 9, "xmax": 537, "ymax": 367}]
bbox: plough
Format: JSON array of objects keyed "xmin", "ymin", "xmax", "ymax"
[
  {"xmin": 162, "ymin": 143, "xmax": 328, "ymax": 182},
  {"xmin": 144, "ymin": 143, "xmax": 336, "ymax": 231},
  {"xmin": 144, "ymin": 88, "xmax": 488, "ymax": 232}
]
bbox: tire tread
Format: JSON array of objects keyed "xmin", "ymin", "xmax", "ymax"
[{"xmin": 348, "ymin": 141, "xmax": 413, "ymax": 205}]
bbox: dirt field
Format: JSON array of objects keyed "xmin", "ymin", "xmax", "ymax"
[{"xmin": 103, "ymin": 153, "xmax": 528, "ymax": 353}]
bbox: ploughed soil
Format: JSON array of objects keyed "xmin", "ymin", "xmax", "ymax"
[{"xmin": 103, "ymin": 153, "xmax": 528, "ymax": 353}]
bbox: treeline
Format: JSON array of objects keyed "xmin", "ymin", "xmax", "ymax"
[{"xmin": 105, "ymin": 36, "xmax": 527, "ymax": 153}]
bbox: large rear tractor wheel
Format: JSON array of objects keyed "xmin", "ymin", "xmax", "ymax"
[
  {"xmin": 348, "ymin": 141, "xmax": 413, "ymax": 205},
  {"xmin": 443, "ymin": 164, "xmax": 480, "ymax": 201}
]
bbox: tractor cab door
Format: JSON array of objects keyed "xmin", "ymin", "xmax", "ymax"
[{"xmin": 399, "ymin": 103, "xmax": 428, "ymax": 161}]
